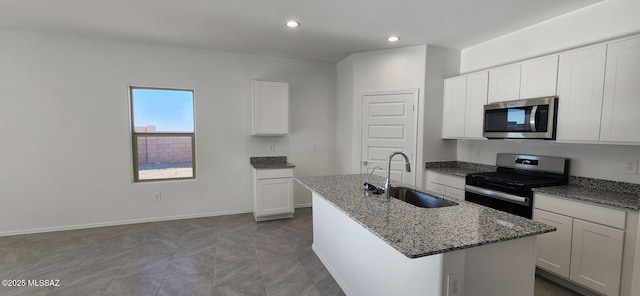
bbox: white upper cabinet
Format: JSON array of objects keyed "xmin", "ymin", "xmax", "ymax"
[
  {"xmin": 442, "ymin": 76, "xmax": 467, "ymax": 138},
  {"xmin": 465, "ymin": 72, "xmax": 489, "ymax": 138},
  {"xmin": 520, "ymin": 55, "xmax": 559, "ymax": 99},
  {"xmin": 444, "ymin": 34, "xmax": 640, "ymax": 145},
  {"xmin": 487, "ymin": 56, "xmax": 558, "ymax": 103},
  {"xmin": 600, "ymin": 37, "xmax": 640, "ymax": 143},
  {"xmin": 556, "ymin": 45, "xmax": 607, "ymax": 142},
  {"xmin": 488, "ymin": 64, "xmax": 521, "ymax": 103},
  {"xmin": 251, "ymin": 80, "xmax": 289, "ymax": 136},
  {"xmin": 442, "ymin": 72, "xmax": 488, "ymax": 139}
]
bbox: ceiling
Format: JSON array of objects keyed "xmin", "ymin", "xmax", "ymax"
[{"xmin": 0, "ymin": 0, "xmax": 602, "ymax": 62}]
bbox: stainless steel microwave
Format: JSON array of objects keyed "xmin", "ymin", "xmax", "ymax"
[{"xmin": 483, "ymin": 97, "xmax": 558, "ymax": 139}]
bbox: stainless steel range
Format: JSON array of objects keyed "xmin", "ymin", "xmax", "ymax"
[{"xmin": 465, "ymin": 153, "xmax": 569, "ymax": 218}]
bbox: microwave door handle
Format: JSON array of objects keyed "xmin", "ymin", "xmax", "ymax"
[{"xmin": 529, "ymin": 105, "xmax": 538, "ymax": 132}]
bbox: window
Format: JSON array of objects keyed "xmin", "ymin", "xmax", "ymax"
[{"xmin": 130, "ymin": 87, "xmax": 195, "ymax": 182}]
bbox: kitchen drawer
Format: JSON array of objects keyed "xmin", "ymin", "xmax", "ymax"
[
  {"xmin": 426, "ymin": 181, "xmax": 447, "ymax": 196},
  {"xmin": 446, "ymin": 187, "xmax": 465, "ymax": 201},
  {"xmin": 535, "ymin": 193, "xmax": 626, "ymax": 229},
  {"xmin": 255, "ymin": 168, "xmax": 294, "ymax": 180},
  {"xmin": 425, "ymin": 171, "xmax": 465, "ymax": 189}
]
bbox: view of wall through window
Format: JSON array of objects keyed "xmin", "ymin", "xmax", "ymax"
[{"xmin": 130, "ymin": 87, "xmax": 195, "ymax": 182}]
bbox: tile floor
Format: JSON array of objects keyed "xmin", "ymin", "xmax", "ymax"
[
  {"xmin": 0, "ymin": 208, "xmax": 581, "ymax": 296},
  {"xmin": 534, "ymin": 275, "xmax": 583, "ymax": 296}
]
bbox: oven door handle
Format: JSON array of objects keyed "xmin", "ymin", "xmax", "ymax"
[{"xmin": 465, "ymin": 185, "xmax": 529, "ymax": 206}]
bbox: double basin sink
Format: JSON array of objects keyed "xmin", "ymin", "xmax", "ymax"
[{"xmin": 386, "ymin": 186, "xmax": 458, "ymax": 208}]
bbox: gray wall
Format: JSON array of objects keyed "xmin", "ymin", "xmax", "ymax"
[{"xmin": 0, "ymin": 29, "xmax": 337, "ymax": 234}]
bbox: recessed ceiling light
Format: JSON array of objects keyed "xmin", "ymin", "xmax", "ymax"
[
  {"xmin": 286, "ymin": 20, "xmax": 300, "ymax": 28},
  {"xmin": 387, "ymin": 35, "xmax": 400, "ymax": 42}
]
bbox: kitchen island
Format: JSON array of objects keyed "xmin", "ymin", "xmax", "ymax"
[{"xmin": 297, "ymin": 174, "xmax": 555, "ymax": 296}]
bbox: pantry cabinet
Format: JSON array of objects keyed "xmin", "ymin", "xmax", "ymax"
[
  {"xmin": 534, "ymin": 193, "xmax": 626, "ymax": 296},
  {"xmin": 600, "ymin": 37, "xmax": 640, "ymax": 143},
  {"xmin": 442, "ymin": 72, "xmax": 488, "ymax": 139},
  {"xmin": 556, "ymin": 45, "xmax": 607, "ymax": 142},
  {"xmin": 251, "ymin": 80, "xmax": 289, "ymax": 136}
]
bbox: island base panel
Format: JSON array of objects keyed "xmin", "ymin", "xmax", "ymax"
[
  {"xmin": 312, "ymin": 193, "xmax": 446, "ymax": 296},
  {"xmin": 311, "ymin": 193, "xmax": 536, "ymax": 296}
]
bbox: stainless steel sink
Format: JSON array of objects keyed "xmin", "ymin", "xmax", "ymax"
[{"xmin": 388, "ymin": 186, "xmax": 458, "ymax": 208}]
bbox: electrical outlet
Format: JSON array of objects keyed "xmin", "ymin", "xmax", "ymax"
[
  {"xmin": 473, "ymin": 148, "xmax": 481, "ymax": 159},
  {"xmin": 152, "ymin": 192, "xmax": 162, "ymax": 202},
  {"xmin": 312, "ymin": 143, "xmax": 319, "ymax": 151},
  {"xmin": 625, "ymin": 160, "xmax": 638, "ymax": 175},
  {"xmin": 267, "ymin": 143, "xmax": 275, "ymax": 152},
  {"xmin": 447, "ymin": 273, "xmax": 461, "ymax": 296}
]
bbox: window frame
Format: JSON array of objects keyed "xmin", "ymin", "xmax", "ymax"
[{"xmin": 129, "ymin": 86, "xmax": 196, "ymax": 183}]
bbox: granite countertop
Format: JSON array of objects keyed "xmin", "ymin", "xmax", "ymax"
[
  {"xmin": 250, "ymin": 156, "xmax": 295, "ymax": 169},
  {"xmin": 425, "ymin": 161, "xmax": 495, "ymax": 177},
  {"xmin": 534, "ymin": 176, "xmax": 640, "ymax": 211},
  {"xmin": 297, "ymin": 174, "xmax": 555, "ymax": 259},
  {"xmin": 427, "ymin": 161, "xmax": 640, "ymax": 212}
]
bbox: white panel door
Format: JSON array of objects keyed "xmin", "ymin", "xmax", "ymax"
[
  {"xmin": 488, "ymin": 64, "xmax": 521, "ymax": 103},
  {"xmin": 533, "ymin": 209, "xmax": 573, "ymax": 278},
  {"xmin": 361, "ymin": 91, "xmax": 417, "ymax": 185},
  {"xmin": 600, "ymin": 37, "xmax": 640, "ymax": 143},
  {"xmin": 520, "ymin": 55, "xmax": 559, "ymax": 99},
  {"xmin": 465, "ymin": 71, "xmax": 489, "ymax": 138},
  {"xmin": 556, "ymin": 45, "xmax": 607, "ymax": 142},
  {"xmin": 442, "ymin": 76, "xmax": 467, "ymax": 138},
  {"xmin": 570, "ymin": 219, "xmax": 624, "ymax": 296}
]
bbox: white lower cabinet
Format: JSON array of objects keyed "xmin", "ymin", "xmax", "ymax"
[
  {"xmin": 534, "ymin": 193, "xmax": 626, "ymax": 296},
  {"xmin": 252, "ymin": 168, "xmax": 294, "ymax": 221},
  {"xmin": 570, "ymin": 219, "xmax": 624, "ymax": 296},
  {"xmin": 533, "ymin": 209, "xmax": 573, "ymax": 278},
  {"xmin": 425, "ymin": 170, "xmax": 465, "ymax": 201}
]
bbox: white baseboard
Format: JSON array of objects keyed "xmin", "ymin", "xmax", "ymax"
[
  {"xmin": 295, "ymin": 203, "xmax": 312, "ymax": 208},
  {"xmin": 0, "ymin": 209, "xmax": 252, "ymax": 237}
]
